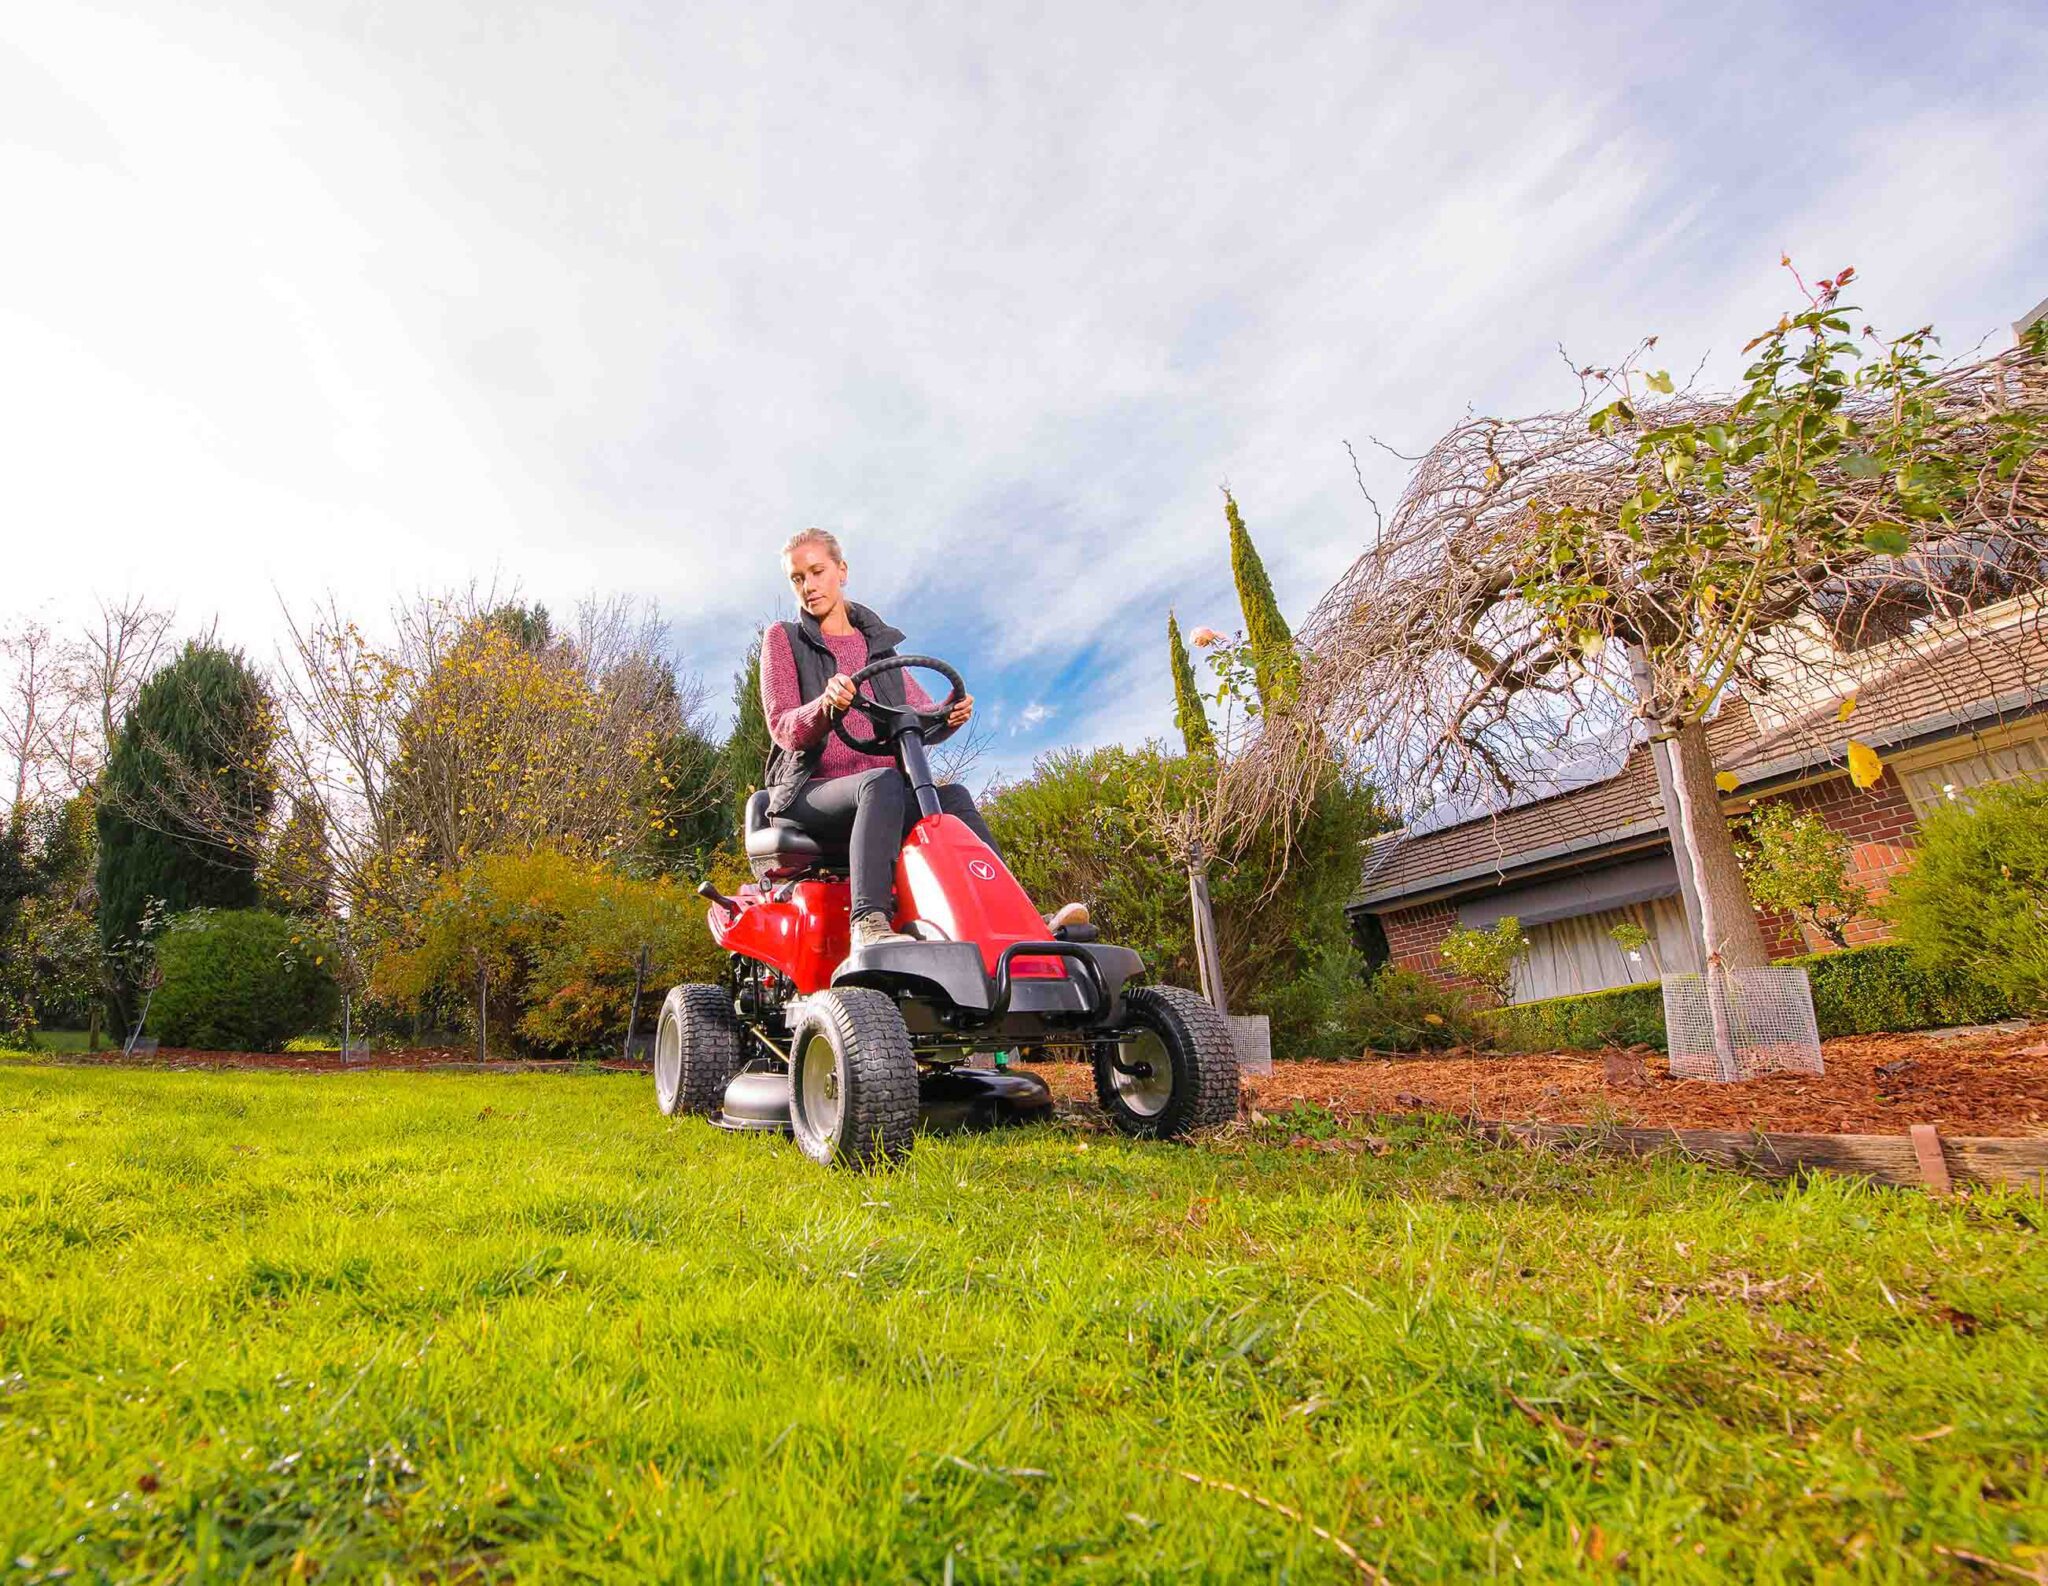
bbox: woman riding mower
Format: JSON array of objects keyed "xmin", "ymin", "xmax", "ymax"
[{"xmin": 760, "ymin": 527, "xmax": 1087, "ymax": 958}]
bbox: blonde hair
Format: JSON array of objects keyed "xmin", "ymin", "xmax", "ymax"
[{"xmin": 781, "ymin": 527, "xmax": 845, "ymax": 565}]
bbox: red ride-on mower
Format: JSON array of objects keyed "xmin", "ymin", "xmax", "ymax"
[{"xmin": 654, "ymin": 654, "xmax": 1240, "ymax": 1167}]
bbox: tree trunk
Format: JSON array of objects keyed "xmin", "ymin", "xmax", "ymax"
[
  {"xmin": 1667, "ymin": 720, "xmax": 1770, "ymax": 969},
  {"xmin": 1187, "ymin": 847, "xmax": 1229, "ymax": 1015}
]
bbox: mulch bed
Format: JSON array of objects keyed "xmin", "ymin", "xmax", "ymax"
[
  {"xmin": 25, "ymin": 1024, "xmax": 2048, "ymax": 1138},
  {"xmin": 1036, "ymin": 1025, "xmax": 2048, "ymax": 1138}
]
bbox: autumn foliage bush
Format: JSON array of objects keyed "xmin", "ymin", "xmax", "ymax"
[{"xmin": 370, "ymin": 848, "xmax": 732, "ymax": 1055}]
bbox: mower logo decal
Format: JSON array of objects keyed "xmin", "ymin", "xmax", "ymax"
[{"xmin": 967, "ymin": 858, "xmax": 998, "ymax": 881}]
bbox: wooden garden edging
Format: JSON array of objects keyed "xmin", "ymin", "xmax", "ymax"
[{"xmin": 1479, "ymin": 1119, "xmax": 2048, "ymax": 1194}]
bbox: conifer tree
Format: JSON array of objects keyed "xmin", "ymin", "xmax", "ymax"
[
  {"xmin": 97, "ymin": 642, "xmax": 275, "ymax": 991},
  {"xmin": 1225, "ymin": 489, "xmax": 1298, "ymax": 710},
  {"xmin": 716, "ymin": 632, "xmax": 770, "ymax": 824},
  {"xmin": 1166, "ymin": 611, "xmax": 1215, "ymax": 755}
]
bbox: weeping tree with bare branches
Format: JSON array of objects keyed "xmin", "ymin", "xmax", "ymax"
[{"xmin": 1273, "ymin": 265, "xmax": 2048, "ymax": 1066}]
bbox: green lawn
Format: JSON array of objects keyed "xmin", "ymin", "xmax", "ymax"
[{"xmin": 0, "ymin": 1064, "xmax": 2042, "ymax": 1582}]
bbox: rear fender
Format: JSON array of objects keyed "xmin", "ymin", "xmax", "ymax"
[{"xmin": 713, "ymin": 879, "xmax": 849, "ymax": 994}]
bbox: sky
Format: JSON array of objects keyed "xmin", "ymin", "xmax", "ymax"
[{"xmin": 4, "ymin": 1, "xmax": 2046, "ymax": 783}]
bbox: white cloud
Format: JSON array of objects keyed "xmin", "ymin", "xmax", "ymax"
[{"xmin": 3, "ymin": 0, "xmax": 2044, "ymax": 787}]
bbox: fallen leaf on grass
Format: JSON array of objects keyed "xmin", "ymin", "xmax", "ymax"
[
  {"xmin": 1908, "ymin": 1424, "xmax": 1956, "ymax": 1443},
  {"xmin": 1508, "ymin": 1394, "xmax": 1611, "ymax": 1459}
]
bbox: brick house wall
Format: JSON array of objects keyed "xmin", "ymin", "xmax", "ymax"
[
  {"xmin": 1381, "ymin": 899, "xmax": 1490, "ymax": 999},
  {"xmin": 1380, "ymin": 764, "xmax": 1922, "ymax": 992}
]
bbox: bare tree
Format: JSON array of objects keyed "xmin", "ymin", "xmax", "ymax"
[
  {"xmin": 1, "ymin": 599, "xmax": 177, "ymax": 818},
  {"xmin": 69, "ymin": 598, "xmax": 176, "ymax": 777},
  {"xmin": 0, "ymin": 621, "xmax": 68, "ymax": 820}
]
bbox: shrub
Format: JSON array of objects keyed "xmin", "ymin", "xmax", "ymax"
[
  {"xmin": 1886, "ymin": 778, "xmax": 2048, "ymax": 1010},
  {"xmin": 149, "ymin": 909, "xmax": 337, "ymax": 1051},
  {"xmin": 1490, "ymin": 981, "xmax": 1668, "ymax": 1053},
  {"xmin": 371, "ymin": 848, "xmax": 734, "ymax": 1056},
  {"xmin": 1257, "ymin": 947, "xmax": 1485, "ymax": 1058},
  {"xmin": 1487, "ymin": 943, "xmax": 2013, "ymax": 1052},
  {"xmin": 983, "ymin": 743, "xmax": 1384, "ymax": 1051},
  {"xmin": 1736, "ymin": 802, "xmax": 1868, "ymax": 948},
  {"xmin": 1348, "ymin": 966, "xmax": 1487, "ymax": 1053},
  {"xmin": 1437, "ymin": 916, "xmax": 1529, "ymax": 1005},
  {"xmin": 1790, "ymin": 943, "xmax": 2012, "ymax": 1035}
]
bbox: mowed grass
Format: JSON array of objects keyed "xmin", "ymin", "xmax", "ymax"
[{"xmin": 0, "ymin": 1066, "xmax": 2043, "ymax": 1584}]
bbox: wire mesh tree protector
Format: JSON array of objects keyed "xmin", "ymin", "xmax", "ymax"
[{"xmin": 1662, "ymin": 966, "xmax": 1823, "ymax": 1081}]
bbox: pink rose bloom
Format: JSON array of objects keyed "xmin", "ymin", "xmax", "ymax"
[{"xmin": 1189, "ymin": 626, "xmax": 1222, "ymax": 648}]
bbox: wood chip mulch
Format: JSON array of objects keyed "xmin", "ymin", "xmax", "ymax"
[
  {"xmin": 1037, "ymin": 1025, "xmax": 2048, "ymax": 1138},
  {"xmin": 24, "ymin": 1025, "xmax": 2048, "ymax": 1137}
]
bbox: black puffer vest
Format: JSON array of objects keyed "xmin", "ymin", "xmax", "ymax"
[{"xmin": 762, "ymin": 602, "xmax": 911, "ymax": 815}]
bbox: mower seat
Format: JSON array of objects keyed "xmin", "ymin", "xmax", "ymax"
[{"xmin": 743, "ymin": 789, "xmax": 848, "ymax": 880}]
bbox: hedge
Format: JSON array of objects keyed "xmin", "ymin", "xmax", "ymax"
[
  {"xmin": 1489, "ymin": 981, "xmax": 1666, "ymax": 1053},
  {"xmin": 1789, "ymin": 943, "xmax": 2014, "ymax": 1037},
  {"xmin": 149, "ymin": 909, "xmax": 338, "ymax": 1052},
  {"xmin": 1487, "ymin": 943, "xmax": 2015, "ymax": 1054}
]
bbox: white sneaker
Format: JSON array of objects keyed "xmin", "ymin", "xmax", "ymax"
[
  {"xmin": 850, "ymin": 911, "xmax": 913, "ymax": 950},
  {"xmin": 1044, "ymin": 902, "xmax": 1090, "ymax": 932}
]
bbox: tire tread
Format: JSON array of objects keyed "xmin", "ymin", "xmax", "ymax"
[
  {"xmin": 658, "ymin": 984, "xmax": 743, "ymax": 1117},
  {"xmin": 1094, "ymin": 984, "xmax": 1240, "ymax": 1138},
  {"xmin": 792, "ymin": 987, "xmax": 917, "ymax": 1168}
]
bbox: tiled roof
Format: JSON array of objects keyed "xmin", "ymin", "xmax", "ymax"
[
  {"xmin": 1731, "ymin": 620, "xmax": 2048, "ymax": 774},
  {"xmin": 1355, "ymin": 706, "xmax": 1759, "ymax": 907},
  {"xmin": 1354, "ymin": 619, "xmax": 2048, "ymax": 912}
]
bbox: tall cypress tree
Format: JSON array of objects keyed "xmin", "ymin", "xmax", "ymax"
[
  {"xmin": 1167, "ymin": 611, "xmax": 1215, "ymax": 755},
  {"xmin": 1225, "ymin": 489, "xmax": 1298, "ymax": 711},
  {"xmin": 716, "ymin": 632, "xmax": 770, "ymax": 825},
  {"xmin": 97, "ymin": 642, "xmax": 275, "ymax": 987}
]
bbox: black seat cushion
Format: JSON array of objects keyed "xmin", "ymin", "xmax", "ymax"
[{"xmin": 743, "ymin": 789, "xmax": 848, "ymax": 877}]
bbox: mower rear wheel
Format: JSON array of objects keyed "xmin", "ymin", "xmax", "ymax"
[
  {"xmin": 654, "ymin": 985, "xmax": 743, "ymax": 1118},
  {"xmin": 1094, "ymin": 984, "xmax": 1239, "ymax": 1139},
  {"xmin": 787, "ymin": 988, "xmax": 918, "ymax": 1168}
]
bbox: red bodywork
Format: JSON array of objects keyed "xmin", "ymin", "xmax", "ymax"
[{"xmin": 708, "ymin": 812, "xmax": 1065, "ymax": 994}]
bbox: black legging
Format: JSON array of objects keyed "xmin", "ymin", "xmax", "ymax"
[{"xmin": 783, "ymin": 768, "xmax": 1002, "ymax": 921}]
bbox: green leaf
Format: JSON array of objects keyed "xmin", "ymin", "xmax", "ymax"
[
  {"xmin": 1840, "ymin": 452, "xmax": 1884, "ymax": 479},
  {"xmin": 1863, "ymin": 526, "xmax": 1909, "ymax": 556},
  {"xmin": 1644, "ymin": 370, "xmax": 1674, "ymax": 395}
]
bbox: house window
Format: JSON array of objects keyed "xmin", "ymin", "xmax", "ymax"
[
  {"xmin": 1896, "ymin": 736, "xmax": 2048, "ymax": 818},
  {"xmin": 1509, "ymin": 896, "xmax": 1700, "ymax": 1004}
]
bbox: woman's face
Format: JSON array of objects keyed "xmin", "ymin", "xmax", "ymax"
[{"xmin": 784, "ymin": 541, "xmax": 848, "ymax": 618}]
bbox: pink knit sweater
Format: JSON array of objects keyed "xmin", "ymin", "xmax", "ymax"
[{"xmin": 761, "ymin": 623, "xmax": 941, "ymax": 783}]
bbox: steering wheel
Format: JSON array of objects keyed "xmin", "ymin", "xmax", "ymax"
[{"xmin": 831, "ymin": 654, "xmax": 966, "ymax": 756}]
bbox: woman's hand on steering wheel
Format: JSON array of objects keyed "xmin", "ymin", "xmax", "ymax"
[
  {"xmin": 829, "ymin": 655, "xmax": 967, "ymax": 756},
  {"xmin": 821, "ymin": 672, "xmax": 856, "ymax": 714}
]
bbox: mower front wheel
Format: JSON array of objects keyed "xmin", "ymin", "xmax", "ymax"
[
  {"xmin": 1094, "ymin": 984, "xmax": 1239, "ymax": 1139},
  {"xmin": 654, "ymin": 984, "xmax": 743, "ymax": 1118},
  {"xmin": 787, "ymin": 988, "xmax": 918, "ymax": 1168}
]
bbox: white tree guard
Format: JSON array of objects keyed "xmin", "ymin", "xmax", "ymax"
[{"xmin": 1662, "ymin": 965, "xmax": 1823, "ymax": 1082}]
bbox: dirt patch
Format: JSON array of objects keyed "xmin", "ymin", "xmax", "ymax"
[{"xmin": 1040, "ymin": 1025, "xmax": 2048, "ymax": 1137}]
